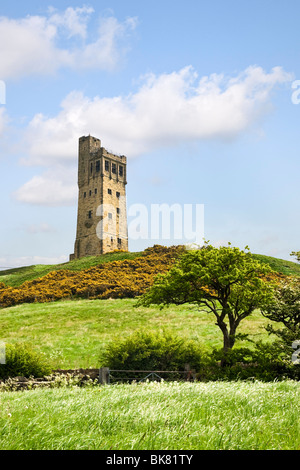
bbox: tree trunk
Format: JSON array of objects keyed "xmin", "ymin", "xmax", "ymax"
[{"xmin": 218, "ymin": 319, "xmax": 236, "ymax": 367}]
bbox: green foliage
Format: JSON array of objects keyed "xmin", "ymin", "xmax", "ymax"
[
  {"xmin": 262, "ymin": 278, "xmax": 300, "ymax": 330},
  {"xmin": 99, "ymin": 329, "xmax": 203, "ymax": 372},
  {"xmin": 290, "ymin": 251, "xmax": 300, "ymax": 264},
  {"xmin": 202, "ymin": 339, "xmax": 300, "ymax": 382},
  {"xmin": 0, "ymin": 343, "xmax": 52, "ymax": 380},
  {"xmin": 260, "ymin": 277, "xmax": 300, "ymax": 378},
  {"xmin": 139, "ymin": 243, "xmax": 276, "ymax": 357}
]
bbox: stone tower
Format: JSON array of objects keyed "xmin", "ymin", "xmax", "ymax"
[{"xmin": 70, "ymin": 135, "xmax": 128, "ymax": 260}]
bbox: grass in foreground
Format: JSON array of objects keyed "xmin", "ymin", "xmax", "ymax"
[{"xmin": 0, "ymin": 381, "xmax": 299, "ymax": 450}]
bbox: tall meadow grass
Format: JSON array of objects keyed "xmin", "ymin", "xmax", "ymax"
[{"xmin": 0, "ymin": 381, "xmax": 299, "ymax": 450}]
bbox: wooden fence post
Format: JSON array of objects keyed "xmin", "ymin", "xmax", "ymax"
[{"xmin": 99, "ymin": 367, "xmax": 110, "ymax": 385}]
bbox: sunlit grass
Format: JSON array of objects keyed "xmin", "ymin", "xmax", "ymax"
[
  {"xmin": 0, "ymin": 298, "xmax": 272, "ymax": 369},
  {"xmin": 0, "ymin": 381, "xmax": 299, "ymax": 450},
  {"xmin": 0, "ymin": 251, "xmax": 141, "ymax": 287}
]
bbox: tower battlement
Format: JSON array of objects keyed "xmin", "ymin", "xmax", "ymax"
[{"xmin": 70, "ymin": 136, "xmax": 128, "ymax": 260}]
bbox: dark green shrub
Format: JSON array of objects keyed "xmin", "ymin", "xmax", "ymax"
[
  {"xmin": 99, "ymin": 329, "xmax": 203, "ymax": 373},
  {"xmin": 203, "ymin": 341, "xmax": 300, "ymax": 381},
  {"xmin": 0, "ymin": 343, "xmax": 52, "ymax": 380},
  {"xmin": 211, "ymin": 346, "xmax": 256, "ymax": 366}
]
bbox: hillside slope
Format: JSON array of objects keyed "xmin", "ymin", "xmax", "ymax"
[
  {"xmin": 0, "ymin": 251, "xmax": 142, "ymax": 287},
  {"xmin": 0, "ymin": 246, "xmax": 184, "ymax": 308},
  {"xmin": 1, "ymin": 247, "xmax": 299, "ymax": 288},
  {"xmin": 251, "ymin": 253, "xmax": 300, "ymax": 277}
]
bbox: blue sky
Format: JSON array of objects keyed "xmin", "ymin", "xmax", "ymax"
[{"xmin": 0, "ymin": 0, "xmax": 299, "ymax": 268}]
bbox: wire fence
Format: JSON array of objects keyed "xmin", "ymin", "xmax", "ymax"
[{"xmin": 99, "ymin": 368, "xmax": 196, "ymax": 384}]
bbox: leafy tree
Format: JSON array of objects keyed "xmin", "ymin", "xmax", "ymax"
[
  {"xmin": 138, "ymin": 243, "xmax": 275, "ymax": 364},
  {"xmin": 291, "ymin": 251, "xmax": 300, "ymax": 263},
  {"xmin": 261, "ymin": 278, "xmax": 300, "ymax": 358},
  {"xmin": 262, "ymin": 278, "xmax": 300, "ymax": 330}
]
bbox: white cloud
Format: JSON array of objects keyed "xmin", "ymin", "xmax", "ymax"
[
  {"xmin": 0, "ymin": 8, "xmax": 137, "ymax": 80},
  {"xmin": 23, "ymin": 65, "xmax": 292, "ymax": 163},
  {"xmin": 14, "ymin": 166, "xmax": 77, "ymax": 206},
  {"xmin": 48, "ymin": 6, "xmax": 95, "ymax": 39},
  {"xmin": 15, "ymin": 64, "xmax": 292, "ymax": 206}
]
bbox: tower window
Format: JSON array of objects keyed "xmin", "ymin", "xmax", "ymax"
[
  {"xmin": 90, "ymin": 163, "xmax": 93, "ymax": 173},
  {"xmin": 89, "ymin": 190, "xmax": 92, "ymax": 196},
  {"xmin": 88, "ymin": 210, "xmax": 92, "ymax": 219},
  {"xmin": 117, "ymin": 208, "xmax": 120, "ymax": 215},
  {"xmin": 119, "ymin": 165, "xmax": 123, "ymax": 177},
  {"xmin": 95, "ymin": 188, "xmax": 97, "ymax": 194},
  {"xmin": 105, "ymin": 160, "xmax": 109, "ymax": 171},
  {"xmin": 108, "ymin": 188, "xmax": 112, "ymax": 195},
  {"xmin": 117, "ymin": 238, "xmax": 122, "ymax": 245},
  {"xmin": 84, "ymin": 192, "xmax": 86, "ymax": 198},
  {"xmin": 116, "ymin": 191, "xmax": 120, "ymax": 198},
  {"xmin": 96, "ymin": 160, "xmax": 100, "ymax": 172},
  {"xmin": 112, "ymin": 163, "xmax": 116, "ymax": 174}
]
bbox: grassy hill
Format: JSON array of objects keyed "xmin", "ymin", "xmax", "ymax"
[
  {"xmin": 251, "ymin": 253, "xmax": 300, "ymax": 277},
  {"xmin": 0, "ymin": 250, "xmax": 141, "ymax": 287},
  {"xmin": 1, "ymin": 248, "xmax": 299, "ymax": 288}
]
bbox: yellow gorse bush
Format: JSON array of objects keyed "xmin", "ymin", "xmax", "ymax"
[
  {"xmin": 0, "ymin": 245, "xmax": 185, "ymax": 308},
  {"xmin": 0, "ymin": 245, "xmax": 287, "ymax": 309}
]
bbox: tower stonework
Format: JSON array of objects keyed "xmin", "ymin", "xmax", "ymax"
[{"xmin": 70, "ymin": 135, "xmax": 128, "ymax": 260}]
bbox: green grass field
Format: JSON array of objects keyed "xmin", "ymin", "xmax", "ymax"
[
  {"xmin": 0, "ymin": 380, "xmax": 299, "ymax": 450},
  {"xmin": 0, "ymin": 298, "xmax": 271, "ymax": 369}
]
